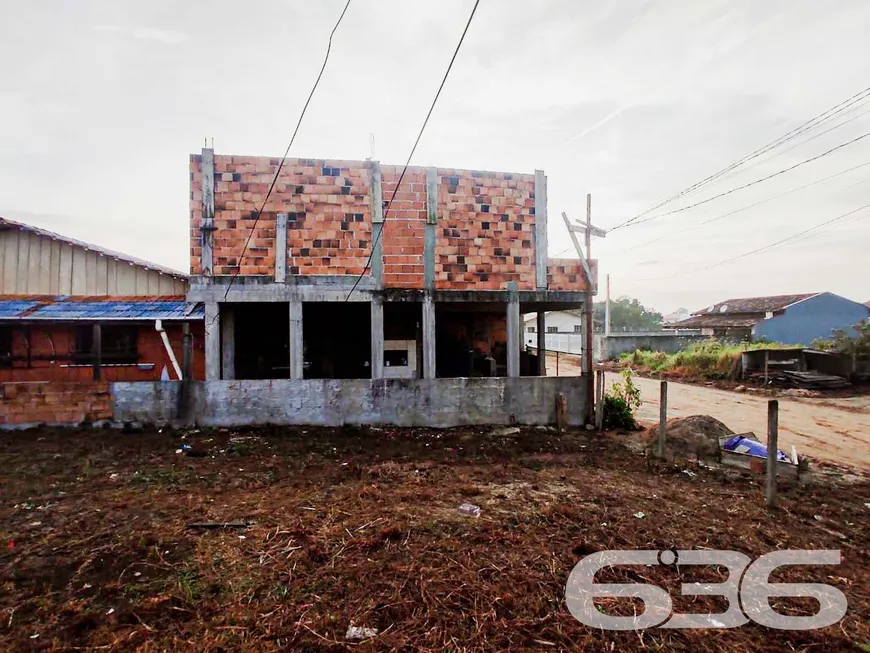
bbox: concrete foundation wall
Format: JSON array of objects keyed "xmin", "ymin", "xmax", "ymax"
[
  {"xmin": 111, "ymin": 377, "xmax": 587, "ymax": 428},
  {"xmin": 595, "ymin": 332, "xmax": 706, "ymax": 361}
]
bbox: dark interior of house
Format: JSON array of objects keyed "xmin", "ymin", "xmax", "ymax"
[
  {"xmin": 303, "ymin": 302, "xmax": 371, "ymax": 379},
  {"xmin": 232, "ymin": 302, "xmax": 290, "ymax": 379}
]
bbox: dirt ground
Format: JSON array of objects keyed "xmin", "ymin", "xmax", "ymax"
[
  {"xmin": 1, "ymin": 426, "xmax": 868, "ymax": 652},
  {"xmin": 544, "ymin": 354, "xmax": 870, "ymax": 470}
]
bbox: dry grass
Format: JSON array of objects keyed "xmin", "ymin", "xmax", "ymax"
[{"xmin": 1, "ymin": 425, "xmax": 868, "ymax": 651}]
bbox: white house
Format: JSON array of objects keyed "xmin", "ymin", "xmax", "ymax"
[{"xmin": 523, "ymin": 310, "xmax": 583, "ymax": 354}]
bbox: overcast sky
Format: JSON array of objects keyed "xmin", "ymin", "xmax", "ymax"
[{"xmin": 2, "ymin": 0, "xmax": 869, "ymax": 312}]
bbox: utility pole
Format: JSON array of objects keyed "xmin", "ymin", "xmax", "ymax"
[
  {"xmin": 605, "ymin": 273, "xmax": 611, "ymax": 336},
  {"xmin": 560, "ymin": 200, "xmax": 606, "ymax": 426},
  {"xmin": 584, "ymin": 194, "xmax": 594, "ymax": 425}
]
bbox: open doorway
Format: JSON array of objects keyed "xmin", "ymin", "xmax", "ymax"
[
  {"xmin": 303, "ymin": 302, "xmax": 371, "ymax": 379},
  {"xmin": 233, "ymin": 303, "xmax": 290, "ymax": 379},
  {"xmin": 435, "ymin": 305, "xmax": 507, "ymax": 377}
]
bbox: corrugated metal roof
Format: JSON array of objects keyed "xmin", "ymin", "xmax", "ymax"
[
  {"xmin": 0, "ymin": 216, "xmax": 188, "ymax": 279},
  {"xmin": 0, "ymin": 299, "xmax": 41, "ymax": 319},
  {"xmin": 0, "ymin": 296, "xmax": 203, "ymax": 321}
]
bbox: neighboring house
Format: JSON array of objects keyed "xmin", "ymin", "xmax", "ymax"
[
  {"xmin": 190, "ymin": 149, "xmax": 594, "ymax": 382},
  {"xmin": 524, "ymin": 310, "xmax": 583, "ymax": 335},
  {"xmin": 0, "ymin": 217, "xmax": 205, "ymax": 382},
  {"xmin": 667, "ymin": 293, "xmax": 870, "ymax": 345}
]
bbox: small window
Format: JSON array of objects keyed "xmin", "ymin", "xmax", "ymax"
[
  {"xmin": 74, "ymin": 325, "xmax": 138, "ymax": 364},
  {"xmin": 574, "ymin": 324, "xmax": 582, "ymax": 333},
  {"xmin": 0, "ymin": 327, "xmax": 12, "ymax": 369},
  {"xmin": 384, "ymin": 349, "xmax": 409, "ymax": 368},
  {"xmin": 528, "ymin": 326, "xmax": 536, "ymax": 333},
  {"xmin": 547, "ymin": 326, "xmax": 558, "ymax": 333}
]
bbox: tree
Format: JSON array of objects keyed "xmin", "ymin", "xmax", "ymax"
[{"xmin": 593, "ymin": 296, "xmax": 663, "ymax": 333}]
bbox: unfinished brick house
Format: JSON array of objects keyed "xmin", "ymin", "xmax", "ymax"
[{"xmin": 188, "ymin": 148, "xmax": 594, "ymax": 419}]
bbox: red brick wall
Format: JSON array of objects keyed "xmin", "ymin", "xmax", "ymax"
[
  {"xmin": 435, "ymin": 169, "xmax": 537, "ymax": 290},
  {"xmin": 0, "ymin": 323, "xmax": 205, "ymax": 383},
  {"xmin": 191, "ymin": 153, "xmax": 599, "ymax": 293},
  {"xmin": 547, "ymin": 259, "xmax": 596, "ymax": 292},
  {"xmin": 0, "ymin": 382, "xmax": 112, "ymax": 426},
  {"xmin": 381, "ymin": 168, "xmax": 426, "ymax": 288},
  {"xmin": 192, "ymin": 155, "xmax": 373, "ymax": 277}
]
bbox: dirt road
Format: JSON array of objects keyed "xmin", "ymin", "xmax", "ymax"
[
  {"xmin": 543, "ymin": 354, "xmax": 870, "ymax": 469},
  {"xmin": 607, "ymin": 373, "xmax": 870, "ymax": 469}
]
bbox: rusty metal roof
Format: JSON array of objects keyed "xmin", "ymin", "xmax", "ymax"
[{"xmin": 668, "ymin": 314, "xmax": 760, "ymax": 329}]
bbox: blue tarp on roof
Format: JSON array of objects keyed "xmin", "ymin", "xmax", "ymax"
[
  {"xmin": 0, "ymin": 299, "xmax": 41, "ymax": 319},
  {"xmin": 0, "ymin": 297, "xmax": 203, "ymax": 321}
]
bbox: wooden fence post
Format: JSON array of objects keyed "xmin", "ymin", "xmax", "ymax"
[
  {"xmin": 766, "ymin": 399, "xmax": 779, "ymax": 508},
  {"xmin": 595, "ymin": 370, "xmax": 605, "ymax": 429},
  {"xmin": 657, "ymin": 381, "xmax": 668, "ymax": 459}
]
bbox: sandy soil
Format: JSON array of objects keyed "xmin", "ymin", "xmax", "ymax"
[{"xmin": 544, "ymin": 353, "xmax": 870, "ymax": 470}]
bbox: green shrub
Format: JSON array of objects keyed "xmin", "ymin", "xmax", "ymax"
[{"xmin": 603, "ymin": 368, "xmax": 641, "ymax": 430}]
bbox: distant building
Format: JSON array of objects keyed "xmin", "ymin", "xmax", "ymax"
[
  {"xmin": 662, "ymin": 308, "xmax": 689, "ymax": 324},
  {"xmin": 667, "ymin": 293, "xmax": 870, "ymax": 344}
]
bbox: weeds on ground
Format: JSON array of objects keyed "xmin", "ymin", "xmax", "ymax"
[{"xmin": 618, "ymin": 339, "xmax": 798, "ymax": 379}]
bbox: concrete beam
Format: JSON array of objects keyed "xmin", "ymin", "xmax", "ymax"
[
  {"xmin": 422, "ymin": 294, "xmax": 436, "ymax": 379},
  {"xmin": 424, "ymin": 167, "xmax": 438, "ymax": 291},
  {"xmin": 507, "ymin": 282, "xmax": 520, "ymax": 378},
  {"xmin": 537, "ymin": 312, "xmax": 546, "ymax": 376},
  {"xmin": 275, "ymin": 213, "xmax": 288, "ymax": 283},
  {"xmin": 220, "ymin": 304, "xmax": 235, "ymax": 380},
  {"xmin": 370, "ymin": 298, "xmax": 384, "ymax": 379},
  {"xmin": 204, "ymin": 302, "xmax": 220, "ymax": 381},
  {"xmin": 289, "ymin": 299, "xmax": 304, "ymax": 379},
  {"xmin": 201, "ymin": 148, "xmax": 215, "ymax": 278},
  {"xmin": 534, "ymin": 170, "xmax": 548, "ymax": 289}
]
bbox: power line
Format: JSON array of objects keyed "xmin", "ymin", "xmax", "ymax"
[
  {"xmin": 610, "ymin": 129, "xmax": 870, "ymax": 231},
  {"xmin": 611, "ymin": 85, "xmax": 870, "ymax": 230},
  {"xmin": 697, "ymin": 103, "xmax": 870, "ymax": 192},
  {"xmin": 618, "ymin": 160, "xmax": 870, "ymax": 253},
  {"xmin": 220, "ymin": 0, "xmax": 353, "ymax": 307},
  {"xmin": 623, "ymin": 200, "xmax": 870, "ymax": 282},
  {"xmin": 694, "ymin": 201, "xmax": 870, "ymax": 273},
  {"xmin": 345, "ymin": 0, "xmax": 481, "ymax": 300}
]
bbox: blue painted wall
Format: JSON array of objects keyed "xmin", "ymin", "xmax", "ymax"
[{"xmin": 753, "ymin": 293, "xmax": 870, "ymax": 345}]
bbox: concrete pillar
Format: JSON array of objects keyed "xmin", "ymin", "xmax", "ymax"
[
  {"xmin": 204, "ymin": 302, "xmax": 220, "ymax": 381},
  {"xmin": 534, "ymin": 170, "xmax": 548, "ymax": 289},
  {"xmin": 424, "ymin": 167, "xmax": 438, "ymax": 291},
  {"xmin": 371, "ymin": 298, "xmax": 384, "ymax": 379},
  {"xmin": 201, "ymin": 148, "xmax": 215, "ymax": 278},
  {"xmin": 422, "ymin": 294, "xmax": 436, "ymax": 379},
  {"xmin": 506, "ymin": 282, "xmax": 520, "ymax": 378},
  {"xmin": 370, "ymin": 163, "xmax": 384, "ymax": 288},
  {"xmin": 289, "ymin": 299, "xmax": 304, "ymax": 379},
  {"xmin": 537, "ymin": 312, "xmax": 546, "ymax": 376},
  {"xmin": 220, "ymin": 304, "xmax": 235, "ymax": 380},
  {"xmin": 275, "ymin": 213, "xmax": 288, "ymax": 283}
]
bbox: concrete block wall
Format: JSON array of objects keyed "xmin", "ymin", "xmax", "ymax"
[
  {"xmin": 436, "ymin": 169, "xmax": 537, "ymax": 290},
  {"xmin": 381, "ymin": 167, "xmax": 426, "ymax": 288},
  {"xmin": 0, "ymin": 323, "xmax": 205, "ymax": 382},
  {"xmin": 112, "ymin": 377, "xmax": 588, "ymax": 428},
  {"xmin": 0, "ymin": 381, "xmax": 112, "ymax": 427}
]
